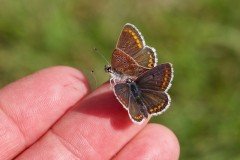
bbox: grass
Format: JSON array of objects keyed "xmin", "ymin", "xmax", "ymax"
[{"xmin": 0, "ymin": 0, "xmax": 240, "ymax": 159}]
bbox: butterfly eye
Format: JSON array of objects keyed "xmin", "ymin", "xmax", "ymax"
[
  {"xmin": 126, "ymin": 78, "xmax": 132, "ymax": 83},
  {"xmin": 104, "ymin": 65, "xmax": 112, "ymax": 73}
]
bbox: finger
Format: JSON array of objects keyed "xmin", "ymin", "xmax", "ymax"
[
  {"xmin": 16, "ymin": 83, "xmax": 150, "ymax": 159},
  {"xmin": 0, "ymin": 66, "xmax": 89, "ymax": 160},
  {"xmin": 113, "ymin": 124, "xmax": 180, "ymax": 160}
]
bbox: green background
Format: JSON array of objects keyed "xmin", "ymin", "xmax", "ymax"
[{"xmin": 0, "ymin": 0, "xmax": 239, "ymax": 159}]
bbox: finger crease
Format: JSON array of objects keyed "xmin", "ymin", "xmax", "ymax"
[
  {"xmin": 0, "ymin": 107, "xmax": 27, "ymax": 148},
  {"xmin": 50, "ymin": 129, "xmax": 102, "ymax": 159}
]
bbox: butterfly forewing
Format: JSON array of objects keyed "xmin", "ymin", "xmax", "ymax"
[
  {"xmin": 117, "ymin": 24, "xmax": 145, "ymax": 57},
  {"xmin": 136, "ymin": 63, "xmax": 173, "ymax": 92},
  {"xmin": 116, "ymin": 23, "xmax": 157, "ymax": 69}
]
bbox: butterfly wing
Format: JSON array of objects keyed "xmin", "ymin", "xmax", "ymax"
[
  {"xmin": 113, "ymin": 83, "xmax": 130, "ymax": 110},
  {"xmin": 131, "ymin": 46, "xmax": 157, "ymax": 69},
  {"xmin": 111, "ymin": 48, "xmax": 148, "ymax": 79},
  {"xmin": 136, "ymin": 63, "xmax": 173, "ymax": 115},
  {"xmin": 114, "ymin": 83, "xmax": 145, "ymax": 123},
  {"xmin": 116, "ymin": 23, "xmax": 157, "ymax": 69},
  {"xmin": 117, "ymin": 23, "xmax": 145, "ymax": 56},
  {"xmin": 140, "ymin": 89, "xmax": 170, "ymax": 115},
  {"xmin": 128, "ymin": 95, "xmax": 145, "ymax": 123},
  {"xmin": 136, "ymin": 63, "xmax": 173, "ymax": 92}
]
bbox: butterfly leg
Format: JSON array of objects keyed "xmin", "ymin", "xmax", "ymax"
[{"xmin": 110, "ymin": 78, "xmax": 116, "ymax": 88}]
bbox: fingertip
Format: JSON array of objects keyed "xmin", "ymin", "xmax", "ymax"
[
  {"xmin": 114, "ymin": 123, "xmax": 180, "ymax": 160},
  {"xmin": 146, "ymin": 124, "xmax": 180, "ymax": 160},
  {"xmin": 1, "ymin": 66, "xmax": 90, "ymax": 96},
  {"xmin": 33, "ymin": 66, "xmax": 90, "ymax": 94}
]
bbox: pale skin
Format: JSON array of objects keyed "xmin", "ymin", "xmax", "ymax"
[{"xmin": 0, "ymin": 66, "xmax": 180, "ymax": 160}]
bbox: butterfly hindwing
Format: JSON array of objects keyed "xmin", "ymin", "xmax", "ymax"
[
  {"xmin": 114, "ymin": 81, "xmax": 147, "ymax": 124},
  {"xmin": 140, "ymin": 89, "xmax": 170, "ymax": 115},
  {"xmin": 113, "ymin": 83, "xmax": 130, "ymax": 109},
  {"xmin": 132, "ymin": 46, "xmax": 157, "ymax": 69},
  {"xmin": 127, "ymin": 95, "xmax": 145, "ymax": 123}
]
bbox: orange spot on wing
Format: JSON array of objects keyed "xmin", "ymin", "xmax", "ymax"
[
  {"xmin": 147, "ymin": 52, "xmax": 154, "ymax": 67},
  {"xmin": 134, "ymin": 114, "xmax": 143, "ymax": 120}
]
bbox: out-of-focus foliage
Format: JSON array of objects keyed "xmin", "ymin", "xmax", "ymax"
[{"xmin": 0, "ymin": 0, "xmax": 239, "ymax": 159}]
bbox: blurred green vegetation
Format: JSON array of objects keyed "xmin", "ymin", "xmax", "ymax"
[{"xmin": 0, "ymin": 0, "xmax": 240, "ymax": 159}]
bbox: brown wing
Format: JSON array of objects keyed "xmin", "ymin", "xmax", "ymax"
[
  {"xmin": 117, "ymin": 23, "xmax": 157, "ymax": 69},
  {"xmin": 114, "ymin": 82, "xmax": 145, "ymax": 124},
  {"xmin": 113, "ymin": 83, "xmax": 130, "ymax": 109},
  {"xmin": 128, "ymin": 95, "xmax": 145, "ymax": 123},
  {"xmin": 132, "ymin": 46, "xmax": 157, "ymax": 69},
  {"xmin": 117, "ymin": 23, "xmax": 145, "ymax": 56},
  {"xmin": 136, "ymin": 63, "xmax": 173, "ymax": 92},
  {"xmin": 140, "ymin": 89, "xmax": 170, "ymax": 115},
  {"xmin": 111, "ymin": 48, "xmax": 148, "ymax": 78}
]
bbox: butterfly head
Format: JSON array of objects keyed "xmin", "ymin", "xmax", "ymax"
[
  {"xmin": 126, "ymin": 78, "xmax": 133, "ymax": 84},
  {"xmin": 104, "ymin": 64, "xmax": 112, "ymax": 73}
]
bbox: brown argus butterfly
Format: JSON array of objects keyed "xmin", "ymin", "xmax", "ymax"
[{"xmin": 105, "ymin": 23, "xmax": 174, "ymax": 124}]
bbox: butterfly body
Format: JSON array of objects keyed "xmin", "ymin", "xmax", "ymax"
[{"xmin": 126, "ymin": 79, "xmax": 149, "ymax": 119}]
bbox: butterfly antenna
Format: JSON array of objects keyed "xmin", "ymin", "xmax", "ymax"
[
  {"xmin": 90, "ymin": 70, "xmax": 98, "ymax": 89},
  {"xmin": 93, "ymin": 48, "xmax": 110, "ymax": 65}
]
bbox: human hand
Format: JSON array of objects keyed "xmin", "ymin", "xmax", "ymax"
[{"xmin": 0, "ymin": 66, "xmax": 179, "ymax": 159}]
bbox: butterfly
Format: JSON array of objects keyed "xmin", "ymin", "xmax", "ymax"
[
  {"xmin": 105, "ymin": 23, "xmax": 158, "ymax": 83},
  {"xmin": 113, "ymin": 63, "xmax": 174, "ymax": 124}
]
